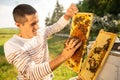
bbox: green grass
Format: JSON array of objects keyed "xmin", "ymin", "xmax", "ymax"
[
  {"xmin": 0, "ymin": 28, "xmax": 77, "ymax": 80},
  {"xmin": 0, "ymin": 56, "xmax": 17, "ymax": 80},
  {"xmin": 0, "ymin": 28, "xmax": 19, "ymax": 34},
  {"xmin": 53, "ymin": 64, "xmax": 77, "ymax": 80},
  {"xmin": 48, "ymin": 36, "xmax": 67, "ymax": 57},
  {"xmin": 0, "ymin": 28, "xmax": 18, "ymax": 80}
]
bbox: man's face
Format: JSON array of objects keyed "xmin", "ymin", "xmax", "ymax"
[{"xmin": 17, "ymin": 13, "xmax": 39, "ymax": 38}]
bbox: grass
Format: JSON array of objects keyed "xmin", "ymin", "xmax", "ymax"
[
  {"xmin": 0, "ymin": 56, "xmax": 17, "ymax": 80},
  {"xmin": 48, "ymin": 35, "xmax": 67, "ymax": 57},
  {"xmin": 0, "ymin": 28, "xmax": 19, "ymax": 34},
  {"xmin": 0, "ymin": 28, "xmax": 18, "ymax": 80},
  {"xmin": 0, "ymin": 28, "xmax": 77, "ymax": 80}
]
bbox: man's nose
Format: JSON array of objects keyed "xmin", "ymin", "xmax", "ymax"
[{"xmin": 35, "ymin": 24, "xmax": 39, "ymax": 30}]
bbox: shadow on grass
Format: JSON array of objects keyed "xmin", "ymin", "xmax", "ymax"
[{"xmin": 0, "ymin": 46, "xmax": 4, "ymax": 55}]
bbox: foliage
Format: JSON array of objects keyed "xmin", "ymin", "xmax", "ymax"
[
  {"xmin": 105, "ymin": 0, "xmax": 120, "ymax": 15},
  {"xmin": 45, "ymin": 0, "xmax": 70, "ymax": 34},
  {"xmin": 78, "ymin": 0, "xmax": 120, "ymax": 16},
  {"xmin": 45, "ymin": 0, "xmax": 64, "ymax": 26},
  {"xmin": 77, "ymin": 0, "xmax": 89, "ymax": 12},
  {"xmin": 89, "ymin": 14, "xmax": 120, "ymax": 40}
]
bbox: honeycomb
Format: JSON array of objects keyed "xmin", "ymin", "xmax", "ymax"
[
  {"xmin": 65, "ymin": 13, "xmax": 93, "ymax": 73},
  {"xmin": 79, "ymin": 29, "xmax": 117, "ymax": 80}
]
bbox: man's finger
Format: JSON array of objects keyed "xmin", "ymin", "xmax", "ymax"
[
  {"xmin": 75, "ymin": 41, "xmax": 82, "ymax": 49},
  {"xmin": 64, "ymin": 37, "xmax": 73, "ymax": 47},
  {"xmin": 70, "ymin": 39, "xmax": 80, "ymax": 47}
]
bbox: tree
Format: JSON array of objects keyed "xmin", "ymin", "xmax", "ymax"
[
  {"xmin": 105, "ymin": 0, "xmax": 120, "ymax": 15},
  {"xmin": 78, "ymin": 0, "xmax": 120, "ymax": 16},
  {"xmin": 45, "ymin": 13, "xmax": 51, "ymax": 26},
  {"xmin": 45, "ymin": 0, "xmax": 70, "ymax": 34},
  {"xmin": 45, "ymin": 0, "xmax": 64, "ymax": 26}
]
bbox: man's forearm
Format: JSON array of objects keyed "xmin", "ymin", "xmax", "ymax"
[{"xmin": 49, "ymin": 54, "xmax": 66, "ymax": 71}]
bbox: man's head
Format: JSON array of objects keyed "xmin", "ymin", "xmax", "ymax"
[
  {"xmin": 13, "ymin": 4, "xmax": 39, "ymax": 38},
  {"xmin": 13, "ymin": 4, "xmax": 37, "ymax": 24}
]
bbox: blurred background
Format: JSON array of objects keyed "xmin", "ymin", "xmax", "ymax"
[{"xmin": 0, "ymin": 0, "xmax": 120, "ymax": 80}]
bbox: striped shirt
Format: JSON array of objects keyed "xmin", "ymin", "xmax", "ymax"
[{"xmin": 4, "ymin": 16, "xmax": 68, "ymax": 80}]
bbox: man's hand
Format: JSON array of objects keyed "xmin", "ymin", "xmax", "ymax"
[
  {"xmin": 64, "ymin": 3, "xmax": 78, "ymax": 20},
  {"xmin": 50, "ymin": 37, "xmax": 81, "ymax": 71},
  {"xmin": 61, "ymin": 37, "xmax": 82, "ymax": 60}
]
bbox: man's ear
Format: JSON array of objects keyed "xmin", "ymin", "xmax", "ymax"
[{"xmin": 15, "ymin": 22, "xmax": 21, "ymax": 28}]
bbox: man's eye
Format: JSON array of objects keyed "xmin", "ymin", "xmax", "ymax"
[{"xmin": 31, "ymin": 23, "xmax": 36, "ymax": 26}]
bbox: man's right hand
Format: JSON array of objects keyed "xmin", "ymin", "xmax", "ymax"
[
  {"xmin": 49, "ymin": 37, "xmax": 82, "ymax": 71},
  {"xmin": 61, "ymin": 37, "xmax": 82, "ymax": 60}
]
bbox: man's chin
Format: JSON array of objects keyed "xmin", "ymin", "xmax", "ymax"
[{"xmin": 33, "ymin": 32, "xmax": 37, "ymax": 36}]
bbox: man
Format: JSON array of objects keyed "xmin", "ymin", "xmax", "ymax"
[{"xmin": 4, "ymin": 3, "xmax": 82, "ymax": 80}]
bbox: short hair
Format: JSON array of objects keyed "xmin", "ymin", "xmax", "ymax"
[{"xmin": 13, "ymin": 4, "xmax": 37, "ymax": 24}]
